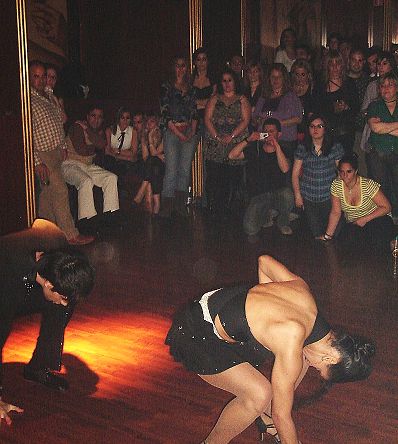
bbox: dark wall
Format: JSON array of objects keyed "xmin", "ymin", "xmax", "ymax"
[
  {"xmin": 78, "ymin": 0, "xmax": 190, "ymax": 113},
  {"xmin": 203, "ymin": 0, "xmax": 241, "ymax": 80},
  {"xmin": 325, "ymin": 0, "xmax": 371, "ymax": 48},
  {"xmin": 0, "ymin": 2, "xmax": 27, "ymax": 235}
]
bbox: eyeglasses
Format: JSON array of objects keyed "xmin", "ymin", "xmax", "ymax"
[
  {"xmin": 175, "ymin": 63, "xmax": 186, "ymax": 68},
  {"xmin": 310, "ymin": 124, "xmax": 325, "ymax": 129}
]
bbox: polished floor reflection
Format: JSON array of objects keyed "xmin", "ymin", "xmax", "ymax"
[{"xmin": 2, "ymin": 208, "xmax": 398, "ymax": 443}]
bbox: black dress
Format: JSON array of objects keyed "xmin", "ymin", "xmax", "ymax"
[{"xmin": 165, "ymin": 284, "xmax": 330, "ymax": 375}]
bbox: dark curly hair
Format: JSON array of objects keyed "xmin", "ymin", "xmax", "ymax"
[
  {"xmin": 36, "ymin": 248, "xmax": 95, "ymax": 302},
  {"xmin": 328, "ymin": 330, "xmax": 375, "ymax": 383}
]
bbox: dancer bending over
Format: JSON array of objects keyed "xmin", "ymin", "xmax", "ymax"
[{"xmin": 165, "ymin": 255, "xmax": 374, "ymax": 444}]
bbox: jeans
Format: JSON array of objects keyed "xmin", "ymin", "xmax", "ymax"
[
  {"xmin": 243, "ymin": 187, "xmax": 294, "ymax": 235},
  {"xmin": 162, "ymin": 129, "xmax": 198, "ymax": 197},
  {"xmin": 367, "ymin": 149, "xmax": 398, "ymax": 216},
  {"xmin": 303, "ymin": 198, "xmax": 333, "ymax": 237}
]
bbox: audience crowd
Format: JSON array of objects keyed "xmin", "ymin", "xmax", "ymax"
[{"xmin": 29, "ymin": 31, "xmax": 398, "ymax": 252}]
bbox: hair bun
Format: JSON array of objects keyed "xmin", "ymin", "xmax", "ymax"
[{"xmin": 354, "ymin": 339, "xmax": 375, "ymax": 361}]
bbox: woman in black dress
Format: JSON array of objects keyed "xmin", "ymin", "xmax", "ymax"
[{"xmin": 166, "ymin": 255, "xmax": 374, "ymax": 444}]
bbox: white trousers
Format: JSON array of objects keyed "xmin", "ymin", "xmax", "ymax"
[{"xmin": 62, "ymin": 160, "xmax": 119, "ymax": 220}]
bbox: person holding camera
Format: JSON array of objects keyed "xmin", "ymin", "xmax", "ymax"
[{"xmin": 229, "ymin": 118, "xmax": 294, "ymax": 237}]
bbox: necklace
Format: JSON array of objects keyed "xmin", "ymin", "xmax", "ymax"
[
  {"xmin": 346, "ymin": 177, "xmax": 357, "ymax": 194},
  {"xmin": 384, "ymin": 99, "xmax": 397, "ymax": 103}
]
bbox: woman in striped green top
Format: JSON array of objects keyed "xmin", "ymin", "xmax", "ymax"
[{"xmin": 320, "ymin": 153, "xmax": 394, "ymax": 250}]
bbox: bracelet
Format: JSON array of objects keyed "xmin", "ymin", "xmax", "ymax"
[
  {"xmin": 231, "ymin": 134, "xmax": 236, "ymax": 139},
  {"xmin": 323, "ymin": 233, "xmax": 333, "ymax": 241},
  {"xmin": 325, "ymin": 232, "xmax": 333, "ymax": 238}
]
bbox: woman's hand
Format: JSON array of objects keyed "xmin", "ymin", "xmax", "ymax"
[
  {"xmin": 220, "ymin": 134, "xmax": 233, "ymax": 145},
  {"xmin": 294, "ymin": 194, "xmax": 304, "ymax": 209},
  {"xmin": 0, "ymin": 399, "xmax": 24, "ymax": 425},
  {"xmin": 352, "ymin": 216, "xmax": 368, "ymax": 227}
]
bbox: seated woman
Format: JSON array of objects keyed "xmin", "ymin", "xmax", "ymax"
[
  {"xmin": 166, "ymin": 255, "xmax": 374, "ymax": 444},
  {"xmin": 321, "ymin": 153, "xmax": 394, "ymax": 251},
  {"xmin": 133, "ymin": 112, "xmax": 165, "ymax": 214},
  {"xmin": 104, "ymin": 107, "xmax": 139, "ymax": 178}
]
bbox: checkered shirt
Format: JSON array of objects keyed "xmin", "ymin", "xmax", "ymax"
[{"xmin": 30, "ymin": 88, "xmax": 66, "ymax": 166}]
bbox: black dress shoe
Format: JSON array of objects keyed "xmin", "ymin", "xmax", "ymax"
[{"xmin": 23, "ymin": 366, "xmax": 69, "ymax": 391}]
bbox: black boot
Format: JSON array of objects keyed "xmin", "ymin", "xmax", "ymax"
[
  {"xmin": 159, "ymin": 197, "xmax": 174, "ymax": 218},
  {"xmin": 77, "ymin": 216, "xmax": 100, "ymax": 235},
  {"xmin": 174, "ymin": 191, "xmax": 188, "ymax": 218}
]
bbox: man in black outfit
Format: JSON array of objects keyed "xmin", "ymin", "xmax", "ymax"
[
  {"xmin": 0, "ymin": 219, "xmax": 95, "ymax": 425},
  {"xmin": 229, "ymin": 118, "xmax": 294, "ymax": 237}
]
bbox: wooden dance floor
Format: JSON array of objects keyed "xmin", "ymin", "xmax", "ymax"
[{"xmin": 2, "ymin": 208, "xmax": 398, "ymax": 443}]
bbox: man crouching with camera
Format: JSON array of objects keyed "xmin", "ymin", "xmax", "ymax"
[{"xmin": 229, "ymin": 118, "xmax": 294, "ymax": 239}]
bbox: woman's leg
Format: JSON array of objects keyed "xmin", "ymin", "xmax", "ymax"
[
  {"xmin": 152, "ymin": 193, "xmax": 160, "ymax": 214},
  {"xmin": 199, "ymin": 363, "xmax": 272, "ymax": 444},
  {"xmin": 134, "ymin": 181, "xmax": 149, "ymax": 204},
  {"xmin": 162, "ymin": 130, "xmax": 180, "ymax": 198}
]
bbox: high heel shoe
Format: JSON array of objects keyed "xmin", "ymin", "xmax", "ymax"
[{"xmin": 255, "ymin": 414, "xmax": 281, "ymax": 443}]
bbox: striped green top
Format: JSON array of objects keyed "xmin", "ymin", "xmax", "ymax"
[{"xmin": 331, "ymin": 176, "xmax": 380, "ymax": 222}]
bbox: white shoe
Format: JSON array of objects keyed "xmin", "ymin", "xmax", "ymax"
[{"xmin": 279, "ymin": 225, "xmax": 293, "ymax": 235}]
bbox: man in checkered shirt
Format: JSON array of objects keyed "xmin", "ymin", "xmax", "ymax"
[{"xmin": 30, "ymin": 60, "xmax": 94, "ymax": 245}]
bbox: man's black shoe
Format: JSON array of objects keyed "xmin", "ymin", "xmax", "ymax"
[{"xmin": 23, "ymin": 366, "xmax": 69, "ymax": 391}]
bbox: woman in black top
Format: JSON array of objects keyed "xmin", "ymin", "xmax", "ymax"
[
  {"xmin": 166, "ymin": 255, "xmax": 374, "ymax": 444},
  {"xmin": 314, "ymin": 50, "xmax": 359, "ymax": 154}
]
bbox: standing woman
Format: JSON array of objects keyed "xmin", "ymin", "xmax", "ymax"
[
  {"xmin": 274, "ymin": 28, "xmax": 297, "ymax": 72},
  {"xmin": 253, "ymin": 63, "xmax": 303, "ymax": 161},
  {"xmin": 204, "ymin": 68, "xmax": 251, "ymax": 215},
  {"xmin": 45, "ymin": 64, "xmax": 67, "ymax": 124},
  {"xmin": 292, "ymin": 114, "xmax": 344, "ymax": 238},
  {"xmin": 243, "ymin": 60, "xmax": 264, "ymax": 113},
  {"xmin": 160, "ymin": 56, "xmax": 198, "ymax": 218},
  {"xmin": 315, "ymin": 50, "xmax": 359, "ymax": 154},
  {"xmin": 165, "ymin": 255, "xmax": 374, "ymax": 444},
  {"xmin": 192, "ymin": 47, "xmax": 216, "ymax": 133},
  {"xmin": 291, "ymin": 59, "xmax": 315, "ymax": 142}
]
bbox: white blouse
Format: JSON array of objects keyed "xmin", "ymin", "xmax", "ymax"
[{"xmin": 110, "ymin": 125, "xmax": 134, "ymax": 151}]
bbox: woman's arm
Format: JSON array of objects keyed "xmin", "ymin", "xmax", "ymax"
[
  {"xmin": 271, "ymin": 331, "xmax": 305, "ymax": 444},
  {"xmin": 292, "ymin": 159, "xmax": 304, "ymax": 209},
  {"xmin": 368, "ymin": 117, "xmax": 398, "ymax": 134},
  {"xmin": 204, "ymin": 95, "xmax": 218, "ymax": 139},
  {"xmin": 258, "ymin": 255, "xmax": 301, "ymax": 283},
  {"xmin": 353, "ymin": 189, "xmax": 391, "ymax": 227}
]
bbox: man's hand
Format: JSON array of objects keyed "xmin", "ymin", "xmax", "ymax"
[
  {"xmin": 75, "ymin": 120, "xmax": 88, "ymax": 130},
  {"xmin": 35, "ymin": 163, "xmax": 50, "ymax": 184},
  {"xmin": 0, "ymin": 399, "xmax": 23, "ymax": 425}
]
